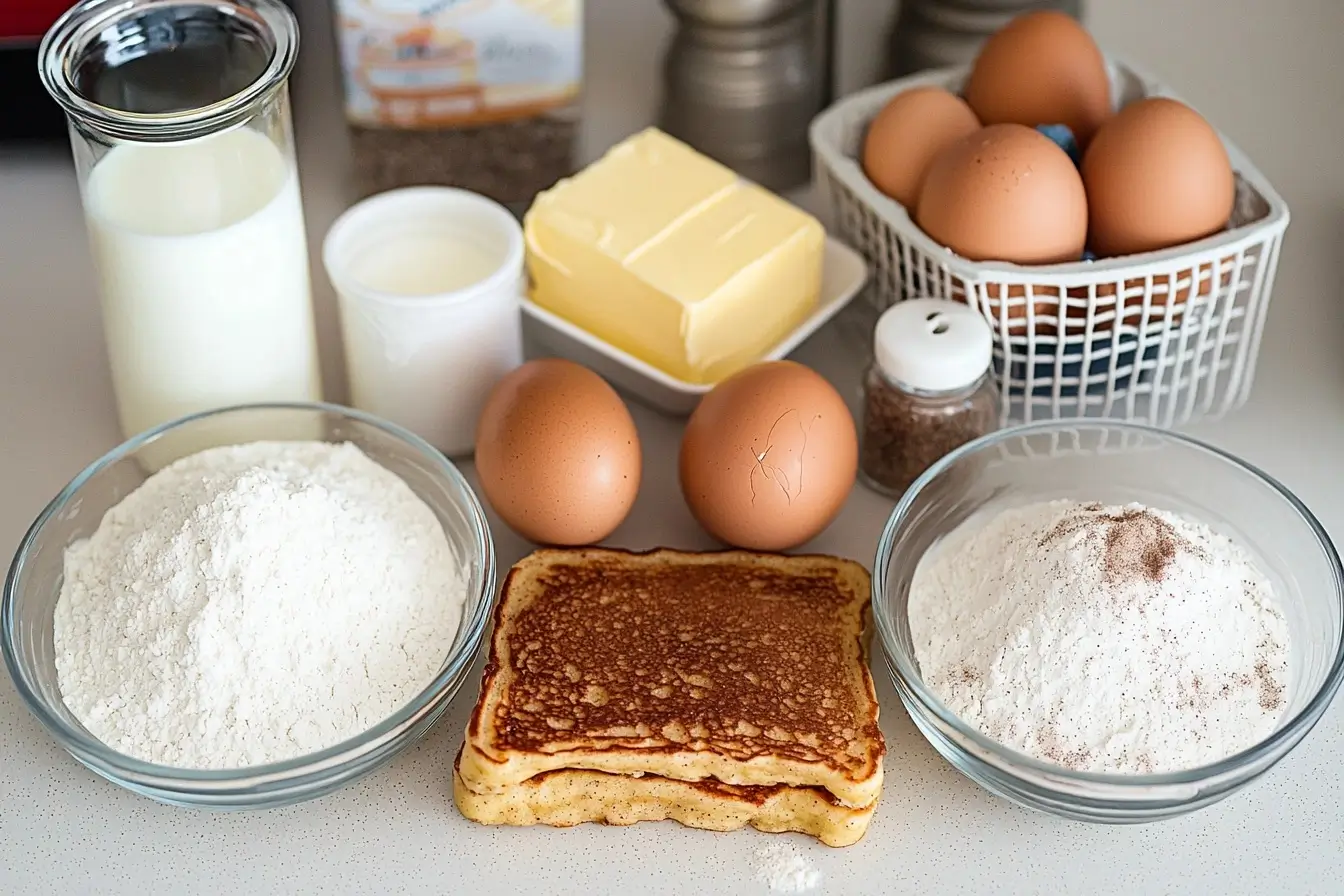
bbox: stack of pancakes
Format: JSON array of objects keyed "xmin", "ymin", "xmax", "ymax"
[{"xmin": 454, "ymin": 548, "xmax": 886, "ymax": 847}]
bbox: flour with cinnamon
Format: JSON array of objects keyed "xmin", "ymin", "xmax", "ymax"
[{"xmin": 908, "ymin": 499, "xmax": 1290, "ymax": 775}]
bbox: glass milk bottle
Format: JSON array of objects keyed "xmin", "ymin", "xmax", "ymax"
[{"xmin": 40, "ymin": 0, "xmax": 321, "ymax": 440}]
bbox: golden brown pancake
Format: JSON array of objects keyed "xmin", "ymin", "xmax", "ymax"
[{"xmin": 457, "ymin": 548, "xmax": 885, "ymax": 818}]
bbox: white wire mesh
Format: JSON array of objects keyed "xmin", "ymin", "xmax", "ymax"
[{"xmin": 809, "ymin": 62, "xmax": 1290, "ymax": 428}]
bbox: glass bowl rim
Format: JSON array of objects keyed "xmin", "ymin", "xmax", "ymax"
[
  {"xmin": 2, "ymin": 400, "xmax": 497, "ymax": 789},
  {"xmin": 873, "ymin": 418, "xmax": 1344, "ymax": 788}
]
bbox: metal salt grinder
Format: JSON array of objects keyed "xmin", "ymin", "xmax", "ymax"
[
  {"xmin": 659, "ymin": 0, "xmax": 833, "ymax": 192},
  {"xmin": 886, "ymin": 0, "xmax": 1084, "ymax": 77}
]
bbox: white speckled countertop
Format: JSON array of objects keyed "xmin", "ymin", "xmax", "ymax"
[{"xmin": 2, "ymin": 0, "xmax": 1343, "ymax": 893}]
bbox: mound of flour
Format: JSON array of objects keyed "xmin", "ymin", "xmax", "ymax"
[
  {"xmin": 54, "ymin": 440, "xmax": 466, "ymax": 770},
  {"xmin": 909, "ymin": 499, "xmax": 1290, "ymax": 774}
]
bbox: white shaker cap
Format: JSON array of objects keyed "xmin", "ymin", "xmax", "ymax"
[{"xmin": 873, "ymin": 298, "xmax": 993, "ymax": 392}]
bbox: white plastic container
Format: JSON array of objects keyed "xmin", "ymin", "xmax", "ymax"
[
  {"xmin": 809, "ymin": 60, "xmax": 1291, "ymax": 428},
  {"xmin": 41, "ymin": 0, "xmax": 321, "ymax": 440},
  {"xmin": 324, "ymin": 187, "xmax": 525, "ymax": 456}
]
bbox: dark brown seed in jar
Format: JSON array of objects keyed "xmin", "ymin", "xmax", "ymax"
[
  {"xmin": 859, "ymin": 377, "xmax": 996, "ymax": 497},
  {"xmin": 348, "ymin": 116, "xmax": 578, "ymax": 210}
]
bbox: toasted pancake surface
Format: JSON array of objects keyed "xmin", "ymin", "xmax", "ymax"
[{"xmin": 460, "ymin": 548, "xmax": 884, "ymax": 807}]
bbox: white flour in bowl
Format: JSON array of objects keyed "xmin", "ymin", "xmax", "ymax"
[
  {"xmin": 909, "ymin": 499, "xmax": 1290, "ymax": 775},
  {"xmin": 53, "ymin": 440, "xmax": 468, "ymax": 770}
]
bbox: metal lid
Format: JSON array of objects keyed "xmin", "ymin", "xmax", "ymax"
[
  {"xmin": 873, "ymin": 298, "xmax": 993, "ymax": 393},
  {"xmin": 39, "ymin": 0, "xmax": 298, "ymax": 143}
]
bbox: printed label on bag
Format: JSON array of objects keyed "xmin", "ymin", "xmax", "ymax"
[{"xmin": 335, "ymin": 0, "xmax": 582, "ymax": 128}]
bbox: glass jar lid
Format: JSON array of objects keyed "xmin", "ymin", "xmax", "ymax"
[{"xmin": 39, "ymin": 0, "xmax": 298, "ymax": 143}]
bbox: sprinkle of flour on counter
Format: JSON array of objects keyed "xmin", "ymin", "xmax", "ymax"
[
  {"xmin": 909, "ymin": 499, "xmax": 1290, "ymax": 775},
  {"xmin": 754, "ymin": 842, "xmax": 822, "ymax": 893},
  {"xmin": 54, "ymin": 441, "xmax": 467, "ymax": 769}
]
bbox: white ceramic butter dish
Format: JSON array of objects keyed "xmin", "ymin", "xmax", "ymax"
[{"xmin": 521, "ymin": 235, "xmax": 869, "ymax": 414}]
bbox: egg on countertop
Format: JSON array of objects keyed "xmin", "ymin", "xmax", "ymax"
[
  {"xmin": 916, "ymin": 123, "xmax": 1089, "ymax": 265},
  {"xmin": 862, "ymin": 86, "xmax": 982, "ymax": 208},
  {"xmin": 963, "ymin": 10, "xmax": 1112, "ymax": 148},
  {"xmin": 679, "ymin": 361, "xmax": 856, "ymax": 552},
  {"xmin": 475, "ymin": 358, "xmax": 641, "ymax": 546},
  {"xmin": 1082, "ymin": 97, "xmax": 1236, "ymax": 258}
]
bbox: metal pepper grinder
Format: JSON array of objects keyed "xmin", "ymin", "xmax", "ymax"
[
  {"xmin": 886, "ymin": 0, "xmax": 1084, "ymax": 77},
  {"xmin": 658, "ymin": 0, "xmax": 833, "ymax": 192}
]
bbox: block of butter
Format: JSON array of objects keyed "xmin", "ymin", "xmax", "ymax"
[{"xmin": 523, "ymin": 128, "xmax": 825, "ymax": 385}]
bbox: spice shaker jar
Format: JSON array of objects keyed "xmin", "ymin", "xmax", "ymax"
[
  {"xmin": 859, "ymin": 298, "xmax": 999, "ymax": 498},
  {"xmin": 40, "ymin": 0, "xmax": 321, "ymax": 441},
  {"xmin": 333, "ymin": 0, "xmax": 583, "ymax": 212}
]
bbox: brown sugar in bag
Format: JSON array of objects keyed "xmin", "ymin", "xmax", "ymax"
[{"xmin": 333, "ymin": 0, "xmax": 583, "ymax": 209}]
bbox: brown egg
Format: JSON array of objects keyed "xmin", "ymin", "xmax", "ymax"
[
  {"xmin": 862, "ymin": 86, "xmax": 982, "ymax": 208},
  {"xmin": 916, "ymin": 123, "xmax": 1088, "ymax": 265},
  {"xmin": 964, "ymin": 10, "xmax": 1111, "ymax": 147},
  {"xmin": 679, "ymin": 361, "xmax": 856, "ymax": 552},
  {"xmin": 1082, "ymin": 97, "xmax": 1235, "ymax": 258},
  {"xmin": 475, "ymin": 358, "xmax": 641, "ymax": 546}
]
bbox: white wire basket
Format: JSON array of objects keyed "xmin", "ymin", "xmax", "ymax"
[{"xmin": 809, "ymin": 61, "xmax": 1290, "ymax": 428}]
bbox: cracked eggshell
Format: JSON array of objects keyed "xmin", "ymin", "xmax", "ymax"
[{"xmin": 678, "ymin": 360, "xmax": 857, "ymax": 552}]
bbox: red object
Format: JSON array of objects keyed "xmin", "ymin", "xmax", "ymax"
[
  {"xmin": 0, "ymin": 0, "xmax": 74, "ymax": 139},
  {"xmin": 0, "ymin": 1, "xmax": 72, "ymax": 41}
]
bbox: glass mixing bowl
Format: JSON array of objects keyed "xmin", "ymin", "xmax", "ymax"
[
  {"xmin": 873, "ymin": 420, "xmax": 1344, "ymax": 822},
  {"xmin": 3, "ymin": 402, "xmax": 496, "ymax": 809}
]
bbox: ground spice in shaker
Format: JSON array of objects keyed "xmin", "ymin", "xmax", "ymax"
[
  {"xmin": 332, "ymin": 1, "xmax": 583, "ymax": 209},
  {"xmin": 859, "ymin": 298, "xmax": 999, "ymax": 497}
]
